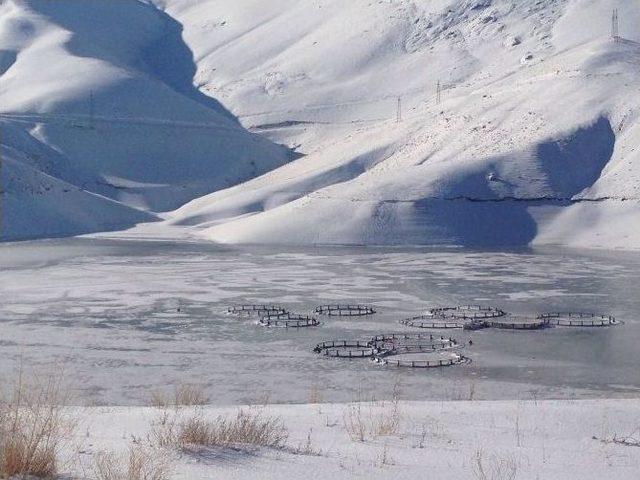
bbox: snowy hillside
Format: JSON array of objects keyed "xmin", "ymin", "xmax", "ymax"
[
  {"xmin": 160, "ymin": 0, "xmax": 640, "ymax": 249},
  {"xmin": 0, "ymin": 0, "xmax": 291, "ymax": 240},
  {"xmin": 2, "ymin": 0, "xmax": 640, "ymax": 248}
]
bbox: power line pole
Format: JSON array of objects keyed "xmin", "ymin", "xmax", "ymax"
[
  {"xmin": 612, "ymin": 8, "xmax": 620, "ymax": 42},
  {"xmin": 436, "ymin": 80, "xmax": 442, "ymax": 106},
  {"xmin": 396, "ymin": 96, "xmax": 402, "ymax": 123},
  {"xmin": 88, "ymin": 90, "xmax": 95, "ymax": 129}
]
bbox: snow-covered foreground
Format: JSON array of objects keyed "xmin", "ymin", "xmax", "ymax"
[{"xmin": 67, "ymin": 399, "xmax": 640, "ymax": 479}]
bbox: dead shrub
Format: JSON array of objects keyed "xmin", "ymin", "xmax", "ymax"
[
  {"xmin": 343, "ymin": 403, "xmax": 367, "ymax": 442},
  {"xmin": 308, "ymin": 383, "xmax": 324, "ymax": 404},
  {"xmin": 149, "ymin": 411, "xmax": 178, "ymax": 448},
  {"xmin": 0, "ymin": 369, "xmax": 71, "ymax": 478},
  {"xmin": 472, "ymin": 448, "xmax": 519, "ymax": 480},
  {"xmin": 371, "ymin": 401, "xmax": 401, "ymax": 436},
  {"xmin": 150, "ymin": 384, "xmax": 208, "ymax": 408},
  {"xmin": 92, "ymin": 445, "xmax": 169, "ymax": 480},
  {"xmin": 343, "ymin": 401, "xmax": 402, "ymax": 441},
  {"xmin": 152, "ymin": 409, "xmax": 288, "ymax": 450},
  {"xmin": 293, "ymin": 428, "xmax": 322, "ymax": 456},
  {"xmin": 343, "ymin": 378, "xmax": 403, "ymax": 441},
  {"xmin": 177, "ymin": 416, "xmax": 212, "ymax": 446}
]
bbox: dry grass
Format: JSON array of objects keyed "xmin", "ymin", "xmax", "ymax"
[
  {"xmin": 149, "ymin": 384, "xmax": 208, "ymax": 408},
  {"xmin": 377, "ymin": 442, "xmax": 396, "ymax": 468},
  {"xmin": 307, "ymin": 383, "xmax": 324, "ymax": 404},
  {"xmin": 149, "ymin": 411, "xmax": 178, "ymax": 448},
  {"xmin": 293, "ymin": 428, "xmax": 322, "ymax": 456},
  {"xmin": 343, "ymin": 403, "xmax": 367, "ymax": 442},
  {"xmin": 344, "ymin": 400, "xmax": 402, "ymax": 442},
  {"xmin": 411, "ymin": 416, "xmax": 449, "ymax": 448},
  {"xmin": 469, "ymin": 380, "xmax": 477, "ymax": 401},
  {"xmin": 92, "ymin": 445, "xmax": 170, "ymax": 480},
  {"xmin": 343, "ymin": 377, "xmax": 403, "ymax": 442},
  {"xmin": 370, "ymin": 399, "xmax": 401, "ymax": 436},
  {"xmin": 152, "ymin": 408, "xmax": 288, "ymax": 451},
  {"xmin": 472, "ymin": 449, "xmax": 519, "ymax": 480},
  {"xmin": 0, "ymin": 369, "xmax": 71, "ymax": 478}
]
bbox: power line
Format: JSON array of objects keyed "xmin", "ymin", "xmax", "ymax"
[
  {"xmin": 396, "ymin": 96, "xmax": 402, "ymax": 123},
  {"xmin": 436, "ymin": 80, "xmax": 442, "ymax": 106}
]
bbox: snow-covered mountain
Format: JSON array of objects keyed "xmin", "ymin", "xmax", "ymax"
[
  {"xmin": 2, "ymin": 0, "xmax": 639, "ymax": 249},
  {"xmin": 0, "ymin": 0, "xmax": 291, "ymax": 240}
]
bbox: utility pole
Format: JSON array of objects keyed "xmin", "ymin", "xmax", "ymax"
[
  {"xmin": 436, "ymin": 80, "xmax": 442, "ymax": 106},
  {"xmin": 612, "ymin": 8, "xmax": 620, "ymax": 42},
  {"xmin": 89, "ymin": 90, "xmax": 95, "ymax": 129},
  {"xmin": 396, "ymin": 96, "xmax": 402, "ymax": 123}
]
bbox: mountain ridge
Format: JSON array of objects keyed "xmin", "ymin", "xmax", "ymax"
[{"xmin": 2, "ymin": 0, "xmax": 639, "ymax": 249}]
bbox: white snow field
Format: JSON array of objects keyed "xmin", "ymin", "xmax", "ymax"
[
  {"xmin": 63, "ymin": 399, "xmax": 640, "ymax": 480},
  {"xmin": 2, "ymin": 0, "xmax": 640, "ymax": 247}
]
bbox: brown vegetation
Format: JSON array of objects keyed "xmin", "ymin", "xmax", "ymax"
[
  {"xmin": 152, "ymin": 408, "xmax": 288, "ymax": 451},
  {"xmin": 0, "ymin": 369, "xmax": 71, "ymax": 478},
  {"xmin": 92, "ymin": 445, "xmax": 169, "ymax": 480},
  {"xmin": 149, "ymin": 384, "xmax": 209, "ymax": 408}
]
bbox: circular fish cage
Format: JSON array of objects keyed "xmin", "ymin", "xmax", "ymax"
[
  {"xmin": 370, "ymin": 333, "xmax": 459, "ymax": 351},
  {"xmin": 376, "ymin": 343, "xmax": 461, "ymax": 357},
  {"xmin": 537, "ymin": 312, "xmax": 621, "ymax": 327},
  {"xmin": 228, "ymin": 304, "xmax": 287, "ymax": 316},
  {"xmin": 371, "ymin": 332, "xmax": 454, "ymax": 344},
  {"xmin": 428, "ymin": 305, "xmax": 506, "ymax": 320},
  {"xmin": 314, "ymin": 304, "xmax": 376, "ymax": 316},
  {"xmin": 374, "ymin": 350, "xmax": 469, "ymax": 368},
  {"xmin": 259, "ymin": 313, "xmax": 320, "ymax": 328},
  {"xmin": 485, "ymin": 316, "xmax": 548, "ymax": 330},
  {"xmin": 463, "ymin": 319, "xmax": 489, "ymax": 331},
  {"xmin": 313, "ymin": 340, "xmax": 377, "ymax": 358},
  {"xmin": 400, "ymin": 316, "xmax": 468, "ymax": 329}
]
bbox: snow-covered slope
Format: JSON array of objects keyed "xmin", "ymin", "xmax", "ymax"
[
  {"xmin": 2, "ymin": 0, "xmax": 639, "ymax": 248},
  {"xmin": 0, "ymin": 0, "xmax": 291, "ymax": 240},
  {"xmin": 160, "ymin": 0, "xmax": 640, "ymax": 249}
]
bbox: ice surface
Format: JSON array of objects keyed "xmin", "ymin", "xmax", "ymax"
[{"xmin": 1, "ymin": 239, "xmax": 638, "ymax": 406}]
